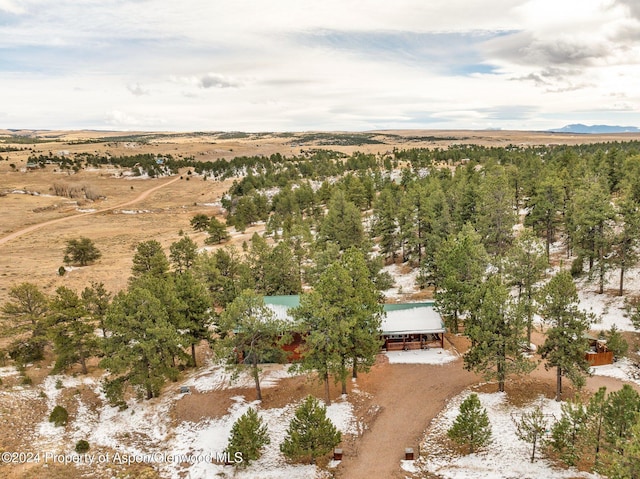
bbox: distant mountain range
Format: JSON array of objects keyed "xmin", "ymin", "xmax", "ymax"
[{"xmin": 548, "ymin": 124, "xmax": 640, "ymax": 134}]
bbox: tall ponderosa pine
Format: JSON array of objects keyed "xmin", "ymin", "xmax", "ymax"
[
  {"xmin": 447, "ymin": 393, "xmax": 492, "ymax": 454},
  {"xmin": 504, "ymin": 229, "xmax": 547, "ymax": 344},
  {"xmin": 280, "ymin": 395, "xmax": 341, "ymax": 464},
  {"xmin": 538, "ymin": 271, "xmax": 592, "ymax": 401},
  {"xmin": 130, "ymin": 240, "xmax": 170, "ymax": 279},
  {"xmin": 169, "ymin": 235, "xmax": 198, "ymax": 273},
  {"xmin": 101, "ymin": 285, "xmax": 184, "ymax": 400},
  {"xmin": 174, "ymin": 271, "xmax": 213, "ymax": 367},
  {"xmin": 1, "ymin": 282, "xmax": 48, "ymax": 363},
  {"xmin": 216, "ymin": 290, "xmax": 286, "ymax": 401},
  {"xmin": 47, "ymin": 286, "xmax": 99, "ymax": 374},
  {"xmin": 612, "ymin": 194, "xmax": 640, "ymax": 296},
  {"xmin": 292, "ymin": 263, "xmax": 356, "ymax": 403},
  {"xmin": 434, "ymin": 223, "xmax": 489, "ymax": 334},
  {"xmin": 81, "ymin": 281, "xmax": 111, "ymax": 338},
  {"xmin": 319, "ymin": 189, "xmax": 364, "ymax": 251},
  {"xmin": 226, "ymin": 407, "xmax": 270, "ymax": 467},
  {"xmin": 340, "ymin": 248, "xmax": 384, "ymax": 381},
  {"xmin": 525, "ymin": 174, "xmax": 564, "ymax": 260},
  {"xmin": 568, "ymin": 177, "xmax": 615, "ymax": 293},
  {"xmin": 475, "ymin": 166, "xmax": 517, "ymax": 260},
  {"xmin": 464, "ymin": 275, "xmax": 535, "ymax": 392},
  {"xmin": 603, "ymin": 384, "xmax": 640, "ymax": 455},
  {"xmin": 293, "ymin": 250, "xmax": 382, "ymax": 400}
]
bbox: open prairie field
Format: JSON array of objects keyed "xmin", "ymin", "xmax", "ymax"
[{"xmin": 2, "ymin": 128, "xmax": 640, "ymax": 303}]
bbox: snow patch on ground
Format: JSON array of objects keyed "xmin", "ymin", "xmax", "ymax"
[
  {"xmin": 163, "ymin": 395, "xmax": 352, "ymax": 478},
  {"xmin": 418, "ymin": 391, "xmax": 602, "ymax": 479},
  {"xmin": 117, "ymin": 209, "xmax": 152, "ymax": 214},
  {"xmin": 181, "ymin": 361, "xmax": 300, "ymax": 393},
  {"xmin": 382, "ymin": 263, "xmax": 420, "ymax": 299},
  {"xmin": 30, "ymin": 363, "xmax": 346, "ymax": 478},
  {"xmin": 385, "ymin": 349, "xmax": 458, "ymax": 365},
  {"xmin": 590, "ymin": 358, "xmax": 640, "ymax": 386},
  {"xmin": 0, "ymin": 366, "xmax": 19, "ymax": 378}
]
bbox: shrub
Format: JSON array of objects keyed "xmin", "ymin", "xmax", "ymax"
[
  {"xmin": 75, "ymin": 440, "xmax": 90, "ymax": 453},
  {"xmin": 49, "ymin": 405, "xmax": 69, "ymax": 427},
  {"xmin": 58, "ymin": 266, "xmax": 66, "ymax": 276}
]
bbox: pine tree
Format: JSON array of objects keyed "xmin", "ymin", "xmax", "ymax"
[
  {"xmin": 604, "ymin": 415, "xmax": 640, "ymax": 479},
  {"xmin": 205, "ymin": 216, "xmax": 230, "ymax": 244},
  {"xmin": 514, "ymin": 404, "xmax": 548, "ymax": 463},
  {"xmin": 81, "ymin": 282, "xmax": 111, "ymax": 338},
  {"xmin": 169, "ymin": 235, "xmax": 198, "ymax": 273},
  {"xmin": 524, "ymin": 174, "xmax": 564, "ymax": 260},
  {"xmin": 1, "ymin": 282, "xmax": 48, "ymax": 364},
  {"xmin": 463, "ymin": 275, "xmax": 535, "ymax": 392},
  {"xmin": 586, "ymin": 386, "xmax": 607, "ymax": 467},
  {"xmin": 603, "ymin": 384, "xmax": 640, "ymax": 454},
  {"xmin": 434, "ymin": 223, "xmax": 488, "ymax": 334},
  {"xmin": 447, "ymin": 393, "xmax": 492, "ymax": 454},
  {"xmin": 226, "ymin": 407, "xmax": 270, "ymax": 467},
  {"xmin": 475, "ymin": 166, "xmax": 517, "ymax": 260},
  {"xmin": 292, "ymin": 264, "xmax": 355, "ymax": 403},
  {"xmin": 373, "ymin": 186, "xmax": 400, "ymax": 261},
  {"xmin": 548, "ymin": 397, "xmax": 588, "ymax": 466},
  {"xmin": 319, "ymin": 189, "xmax": 364, "ymax": 251},
  {"xmin": 63, "ymin": 236, "xmax": 102, "ymax": 266},
  {"xmin": 216, "ymin": 290, "xmax": 286, "ymax": 401},
  {"xmin": 47, "ymin": 286, "xmax": 99, "ymax": 374},
  {"xmin": 174, "ymin": 271, "xmax": 213, "ymax": 367},
  {"xmin": 538, "ymin": 271, "xmax": 592, "ymax": 401},
  {"xmin": 101, "ymin": 285, "xmax": 184, "ymax": 400},
  {"xmin": 504, "ymin": 229, "xmax": 547, "ymax": 344},
  {"xmin": 130, "ymin": 240, "xmax": 170, "ymax": 279},
  {"xmin": 612, "ymin": 195, "xmax": 640, "ymax": 296},
  {"xmin": 190, "ymin": 213, "xmax": 210, "ymax": 232},
  {"xmin": 280, "ymin": 395, "xmax": 341, "ymax": 464}
]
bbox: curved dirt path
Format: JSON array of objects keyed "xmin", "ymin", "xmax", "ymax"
[
  {"xmin": 0, "ymin": 176, "xmax": 181, "ymax": 246},
  {"xmin": 337, "ymin": 357, "xmax": 480, "ymax": 479}
]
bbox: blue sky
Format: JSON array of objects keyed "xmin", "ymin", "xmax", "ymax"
[{"xmin": 0, "ymin": 0, "xmax": 639, "ymax": 131}]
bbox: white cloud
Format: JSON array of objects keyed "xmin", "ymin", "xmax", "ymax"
[
  {"xmin": 0, "ymin": 0, "xmax": 639, "ymax": 130},
  {"xmin": 0, "ymin": 0, "xmax": 26, "ymax": 14},
  {"xmin": 127, "ymin": 82, "xmax": 149, "ymax": 96}
]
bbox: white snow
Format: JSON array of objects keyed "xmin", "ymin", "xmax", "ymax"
[
  {"xmin": 28, "ymin": 363, "xmax": 351, "ymax": 478},
  {"xmin": 418, "ymin": 391, "xmax": 602, "ymax": 479},
  {"xmin": 382, "ymin": 263, "xmax": 419, "ymax": 299},
  {"xmin": 385, "ymin": 349, "xmax": 458, "ymax": 365},
  {"xmin": 181, "ymin": 361, "xmax": 301, "ymax": 392},
  {"xmin": 117, "ymin": 209, "xmax": 152, "ymax": 214},
  {"xmin": 0, "ymin": 366, "xmax": 19, "ymax": 378},
  {"xmin": 590, "ymin": 357, "xmax": 640, "ymax": 386}
]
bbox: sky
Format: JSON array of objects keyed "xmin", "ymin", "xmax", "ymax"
[{"xmin": 0, "ymin": 0, "xmax": 639, "ymax": 132}]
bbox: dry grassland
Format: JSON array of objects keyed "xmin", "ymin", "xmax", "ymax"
[{"xmin": 2, "ymin": 128, "xmax": 639, "ymax": 304}]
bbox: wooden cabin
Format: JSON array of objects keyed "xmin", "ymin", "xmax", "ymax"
[
  {"xmin": 263, "ymin": 296, "xmax": 446, "ymax": 362},
  {"xmin": 381, "ymin": 302, "xmax": 446, "ymax": 351}
]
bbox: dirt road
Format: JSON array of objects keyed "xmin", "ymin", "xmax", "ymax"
[
  {"xmin": 337, "ymin": 357, "xmax": 480, "ymax": 479},
  {"xmin": 0, "ymin": 176, "xmax": 181, "ymax": 246}
]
